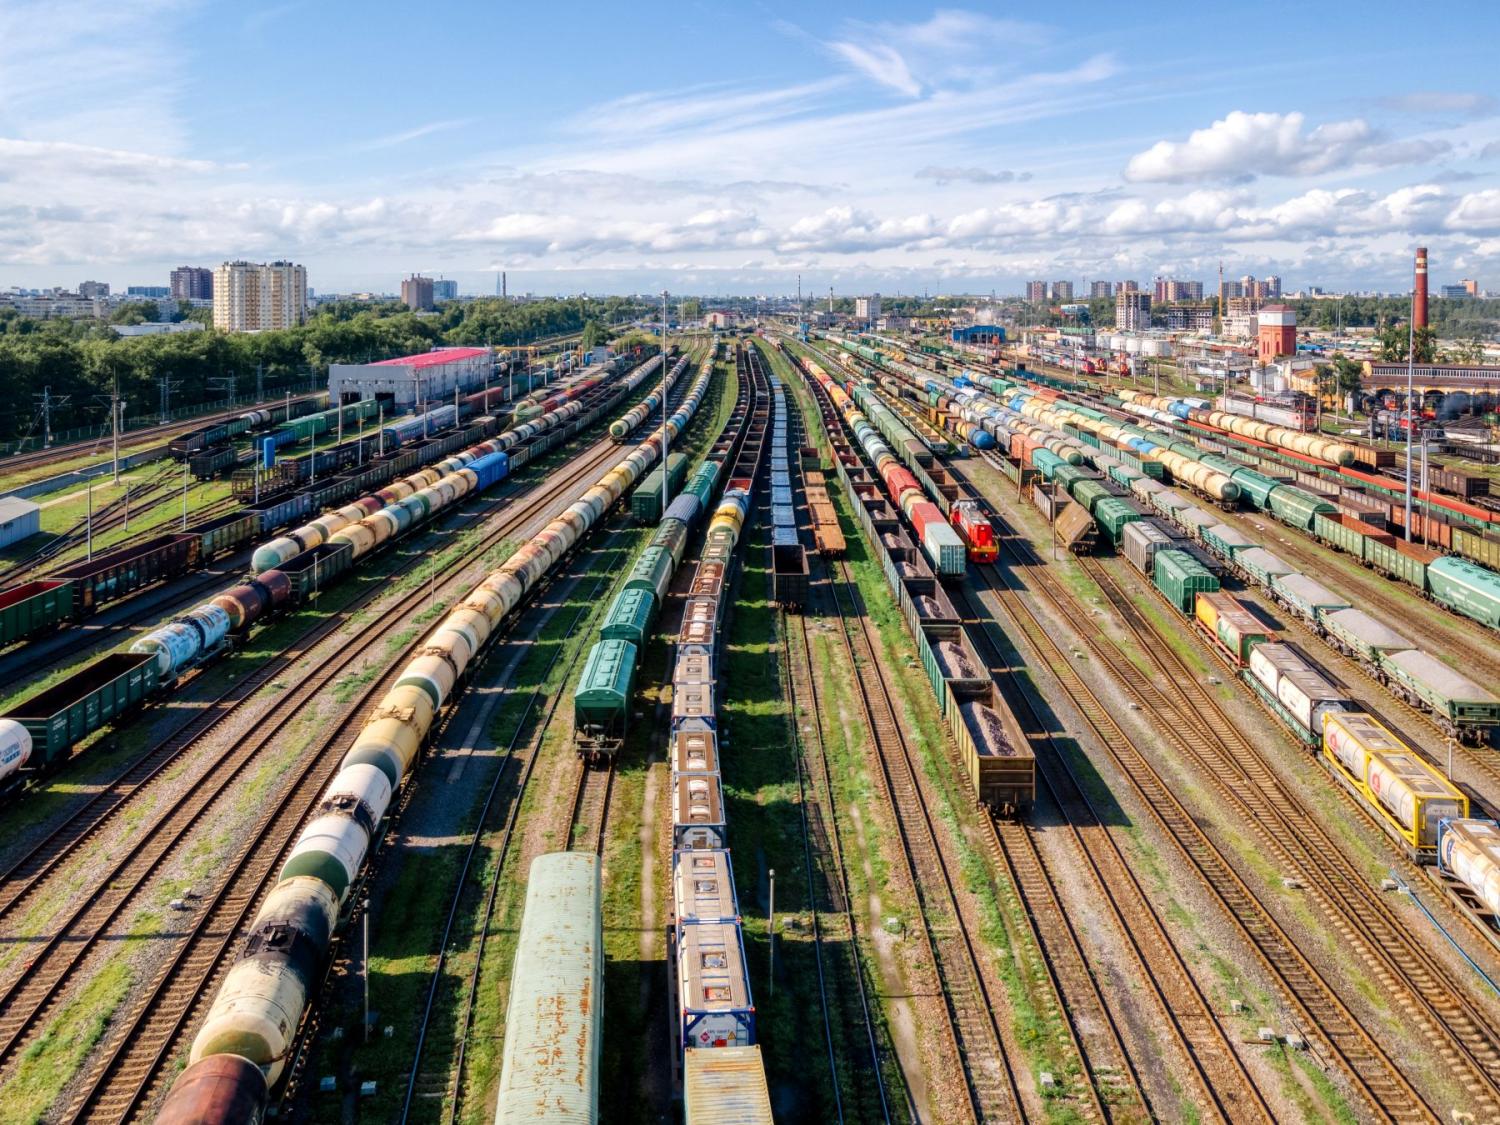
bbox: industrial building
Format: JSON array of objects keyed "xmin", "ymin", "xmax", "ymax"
[
  {"xmin": 1256, "ymin": 305, "xmax": 1297, "ymax": 363},
  {"xmin": 213, "ymin": 261, "xmax": 307, "ymax": 332},
  {"xmin": 433, "ymin": 279, "xmax": 459, "ymax": 301},
  {"xmin": 854, "ymin": 294, "xmax": 882, "ymax": 321},
  {"xmin": 0, "ymin": 498, "xmax": 40, "ymax": 549},
  {"xmin": 328, "ymin": 346, "xmax": 495, "ymax": 410}
]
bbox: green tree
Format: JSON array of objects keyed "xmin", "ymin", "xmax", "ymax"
[
  {"xmin": 109, "ymin": 300, "xmax": 159, "ymax": 325},
  {"xmin": 1377, "ymin": 322, "xmax": 1437, "ymax": 363},
  {"xmin": 580, "ymin": 318, "xmax": 604, "ymax": 351},
  {"xmin": 680, "ymin": 299, "xmax": 702, "ymax": 320}
]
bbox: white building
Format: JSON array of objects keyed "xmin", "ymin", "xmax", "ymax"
[
  {"xmin": 213, "ymin": 260, "xmax": 308, "ymax": 332},
  {"xmin": 0, "ymin": 498, "xmax": 40, "ymax": 549},
  {"xmin": 112, "ymin": 321, "xmax": 206, "ymax": 337},
  {"xmin": 328, "ymin": 347, "xmax": 495, "ymax": 410},
  {"xmin": 854, "ymin": 294, "xmax": 882, "ymax": 321}
]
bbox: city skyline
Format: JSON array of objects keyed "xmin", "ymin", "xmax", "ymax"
[{"xmin": 3, "ymin": 1, "xmax": 1499, "ymax": 296}]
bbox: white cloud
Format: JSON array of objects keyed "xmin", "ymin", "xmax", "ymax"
[
  {"xmin": 0, "ymin": 138, "xmax": 239, "ymax": 184},
  {"xmin": 825, "ymin": 42, "xmax": 921, "ymax": 97},
  {"xmin": 1446, "ymin": 189, "xmax": 1500, "ymax": 232},
  {"xmin": 915, "ymin": 166, "xmax": 1031, "ymax": 185},
  {"xmin": 1380, "ymin": 92, "xmax": 1497, "ymax": 117},
  {"xmin": 820, "ymin": 9, "xmax": 1048, "ymax": 98},
  {"xmin": 1124, "ymin": 110, "xmax": 1449, "ymax": 183}
]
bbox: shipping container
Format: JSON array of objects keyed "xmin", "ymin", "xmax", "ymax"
[
  {"xmin": 683, "ymin": 1046, "xmax": 773, "ymax": 1125},
  {"xmin": 673, "ymin": 769, "xmax": 727, "ymax": 850},
  {"xmin": 673, "ymin": 849, "xmax": 739, "ymax": 929},
  {"xmin": 675, "ymin": 921, "xmax": 754, "ymax": 1050},
  {"xmin": 1195, "ymin": 590, "xmax": 1274, "ymax": 665},
  {"xmin": 1246, "ymin": 642, "xmax": 1349, "ymax": 742}
]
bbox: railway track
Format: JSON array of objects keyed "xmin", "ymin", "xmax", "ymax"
[
  {"xmin": 947, "ymin": 582, "xmax": 1268, "ymax": 1123},
  {"xmin": 0, "ymin": 434, "xmax": 629, "ymax": 924},
  {"xmin": 399, "ymin": 531, "xmax": 626, "ymax": 1121},
  {"xmin": 783, "ymin": 602, "xmax": 897, "ymax": 1123},
  {"xmin": 770, "ymin": 348, "xmax": 893, "ymax": 1123},
  {"xmin": 960, "ymin": 478, "xmax": 1496, "ymax": 1122},
  {"xmin": 0, "ymin": 434, "xmax": 643, "ymax": 1116},
  {"xmin": 1077, "ymin": 554, "xmax": 1500, "ymax": 1116},
  {"xmin": 822, "ymin": 554, "xmax": 1026, "ymax": 1124}
]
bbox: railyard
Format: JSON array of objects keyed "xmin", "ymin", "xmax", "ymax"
[{"xmin": 2, "ymin": 324, "xmax": 1500, "ymax": 1125}]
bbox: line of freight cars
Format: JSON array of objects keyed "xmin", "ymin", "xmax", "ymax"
[
  {"xmin": 0, "ymin": 357, "xmax": 668, "ymax": 791},
  {"xmin": 800, "ymin": 355, "xmax": 966, "ymax": 577},
  {"xmin": 1022, "ymin": 436, "xmax": 1500, "ymax": 744},
  {"xmin": 664, "ymin": 345, "xmax": 774, "ymax": 1121},
  {"xmin": 1114, "ymin": 388, "xmax": 1500, "ymax": 539},
  {"xmin": 798, "ymin": 352, "xmax": 1036, "ymax": 813},
  {"xmin": 165, "ymin": 396, "xmax": 324, "ymax": 457},
  {"xmin": 0, "ymin": 413, "xmax": 505, "ymax": 654},
  {"xmin": 767, "ymin": 368, "xmax": 810, "ymax": 608},
  {"xmin": 154, "ymin": 349, "xmax": 719, "ymax": 1124},
  {"xmin": 944, "ymin": 369, "xmax": 1500, "ymax": 634},
  {"xmin": 574, "ymin": 353, "xmax": 729, "ymax": 757}
]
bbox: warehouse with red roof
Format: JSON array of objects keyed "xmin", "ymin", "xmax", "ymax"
[{"xmin": 328, "ymin": 346, "xmax": 495, "ymax": 409}]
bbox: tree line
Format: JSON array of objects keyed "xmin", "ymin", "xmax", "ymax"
[{"xmin": 0, "ymin": 296, "xmax": 648, "ymax": 444}]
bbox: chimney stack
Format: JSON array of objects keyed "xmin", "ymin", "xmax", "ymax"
[{"xmin": 1414, "ymin": 247, "xmax": 1428, "ymax": 329}]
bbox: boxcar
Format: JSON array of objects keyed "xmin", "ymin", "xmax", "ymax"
[
  {"xmin": 494, "ymin": 853, "xmax": 601, "ymax": 1125},
  {"xmin": 1154, "ymin": 549, "xmax": 1220, "ymax": 614}
]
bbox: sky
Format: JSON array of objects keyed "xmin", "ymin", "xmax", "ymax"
[{"xmin": 3, "ymin": 0, "xmax": 1500, "ymax": 297}]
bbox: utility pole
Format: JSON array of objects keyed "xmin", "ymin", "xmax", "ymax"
[
  {"xmin": 111, "ymin": 379, "xmax": 122, "ymax": 483},
  {"xmin": 182, "ymin": 461, "xmax": 189, "ymax": 529},
  {"xmin": 767, "ymin": 868, "xmax": 776, "ymax": 999}
]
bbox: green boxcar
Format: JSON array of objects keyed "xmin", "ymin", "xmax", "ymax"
[
  {"xmin": 1071, "ymin": 480, "xmax": 1111, "ymax": 515},
  {"xmin": 1453, "ymin": 527, "xmax": 1500, "ymax": 573},
  {"xmin": 600, "ymin": 587, "xmax": 657, "ymax": 646},
  {"xmin": 0, "ymin": 579, "xmax": 75, "ymax": 647},
  {"xmin": 624, "ymin": 545, "xmax": 675, "ymax": 604},
  {"xmin": 1154, "ymin": 549, "xmax": 1220, "ymax": 614},
  {"xmin": 2, "ymin": 651, "xmax": 160, "ymax": 766},
  {"xmin": 1031, "ymin": 448, "xmax": 1064, "ymax": 479},
  {"xmin": 1053, "ymin": 464, "xmax": 1088, "ymax": 493},
  {"xmin": 1312, "ymin": 512, "xmax": 1371, "ymax": 558},
  {"xmin": 1095, "ymin": 497, "xmax": 1143, "ymax": 543},
  {"xmin": 1427, "ymin": 557, "xmax": 1500, "ymax": 630},
  {"xmin": 1201, "ymin": 523, "xmax": 1257, "ymax": 558},
  {"xmin": 1230, "ymin": 468, "xmax": 1281, "ymax": 509},
  {"xmin": 1268, "ymin": 485, "xmax": 1336, "ymax": 530},
  {"xmin": 1363, "ymin": 538, "xmax": 1431, "ymax": 590},
  {"xmin": 573, "ymin": 639, "xmax": 638, "ymax": 736},
  {"xmin": 632, "ymin": 453, "xmax": 690, "ymax": 523}
]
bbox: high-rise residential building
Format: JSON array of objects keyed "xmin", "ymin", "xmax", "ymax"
[
  {"xmin": 1115, "ymin": 291, "xmax": 1151, "ymax": 331},
  {"xmin": 401, "ymin": 274, "xmax": 435, "ymax": 311},
  {"xmin": 1118, "ymin": 279, "xmax": 1139, "ymax": 294},
  {"xmin": 213, "ymin": 260, "xmax": 308, "ymax": 332},
  {"xmin": 1050, "ymin": 280, "xmax": 1073, "ymax": 302},
  {"xmin": 1165, "ymin": 304, "xmax": 1215, "ymax": 331},
  {"xmin": 78, "ymin": 280, "xmax": 109, "ymax": 299},
  {"xmin": 1026, "ymin": 280, "xmax": 1047, "ymax": 303},
  {"xmin": 1261, "ymin": 275, "xmax": 1281, "ymax": 299},
  {"xmin": 432, "ymin": 279, "xmax": 459, "ymax": 301},
  {"xmin": 127, "ymin": 286, "xmax": 171, "ymax": 298},
  {"xmin": 1156, "ymin": 278, "xmax": 1204, "ymax": 302},
  {"xmin": 854, "ymin": 294, "xmax": 881, "ymax": 320},
  {"xmin": 1090, "ymin": 280, "xmax": 1114, "ymax": 298},
  {"xmin": 171, "ymin": 266, "xmax": 214, "ymax": 301}
]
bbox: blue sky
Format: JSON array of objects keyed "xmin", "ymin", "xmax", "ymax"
[{"xmin": 3, "ymin": 0, "xmax": 1499, "ymax": 296}]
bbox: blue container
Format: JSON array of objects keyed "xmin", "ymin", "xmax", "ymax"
[
  {"xmin": 261, "ymin": 438, "xmax": 277, "ymax": 468},
  {"xmin": 468, "ymin": 451, "xmax": 510, "ymax": 490}
]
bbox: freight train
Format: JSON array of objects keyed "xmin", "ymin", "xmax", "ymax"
[
  {"xmin": 154, "ymin": 352, "xmax": 717, "ymax": 1120},
  {"xmin": 0, "ymin": 357, "xmax": 669, "ymax": 792},
  {"xmin": 574, "ymin": 353, "xmax": 724, "ymax": 759},
  {"xmin": 1124, "ymin": 540, "xmax": 1472, "ymax": 859},
  {"xmin": 666, "ymin": 345, "xmax": 767, "ymax": 1106},
  {"xmin": 166, "ymin": 397, "xmax": 323, "ymax": 458},
  {"xmin": 794, "ymin": 344, "xmax": 1035, "ymax": 812}
]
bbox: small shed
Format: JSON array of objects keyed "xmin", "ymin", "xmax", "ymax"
[{"xmin": 0, "ymin": 497, "xmax": 41, "ymax": 549}]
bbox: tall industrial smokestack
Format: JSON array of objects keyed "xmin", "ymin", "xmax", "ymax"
[{"xmin": 1414, "ymin": 247, "xmax": 1428, "ymax": 329}]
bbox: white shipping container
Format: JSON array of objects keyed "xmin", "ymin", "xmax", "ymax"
[{"xmin": 1441, "ymin": 821, "xmax": 1500, "ymax": 916}]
